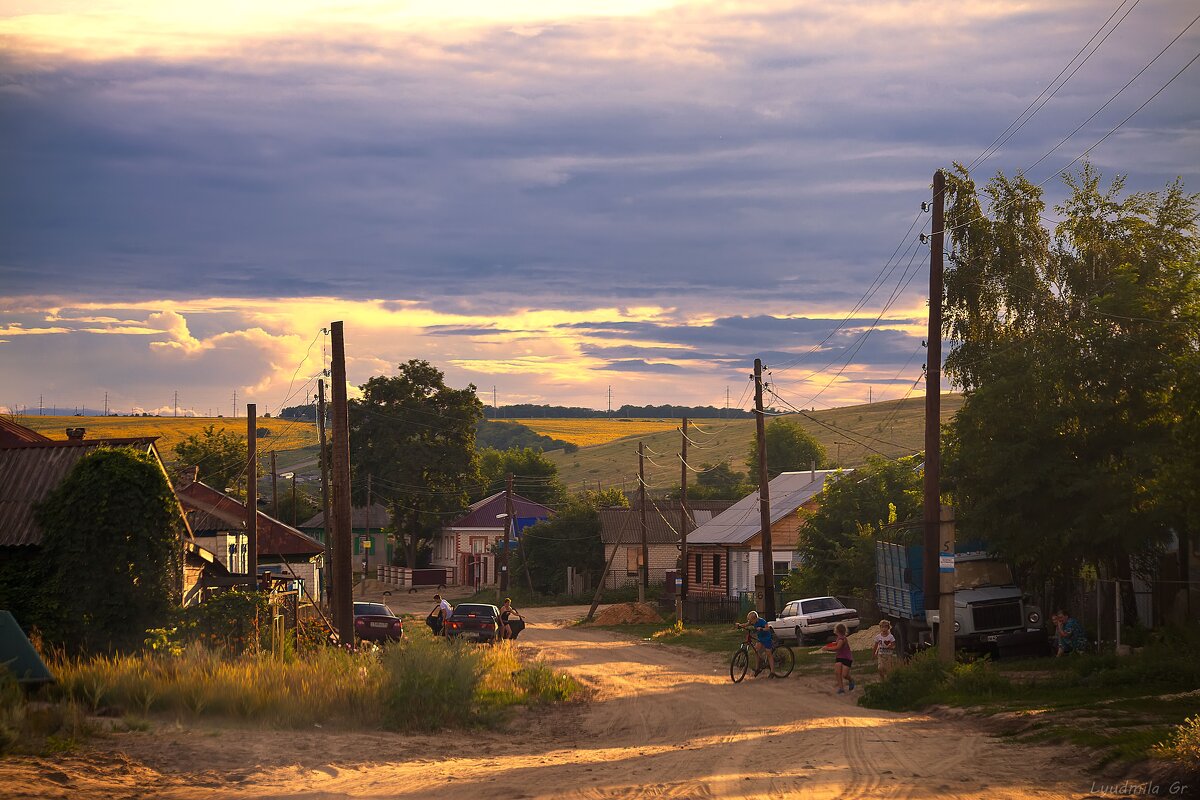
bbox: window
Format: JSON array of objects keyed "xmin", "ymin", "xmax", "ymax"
[
  {"xmin": 694, "ymin": 553, "xmax": 703, "ymax": 584},
  {"xmin": 713, "ymin": 554, "xmax": 722, "ymax": 585},
  {"xmin": 626, "ymin": 547, "xmax": 643, "ymax": 577}
]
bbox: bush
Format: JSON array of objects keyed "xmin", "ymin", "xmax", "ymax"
[
  {"xmin": 380, "ymin": 635, "xmax": 485, "ymax": 731},
  {"xmin": 1154, "ymin": 714, "xmax": 1200, "ymax": 768},
  {"xmin": 860, "ymin": 650, "xmax": 947, "ymax": 710}
]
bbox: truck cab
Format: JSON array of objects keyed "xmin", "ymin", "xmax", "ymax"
[{"xmin": 876, "ymin": 542, "xmax": 1046, "ymax": 657}]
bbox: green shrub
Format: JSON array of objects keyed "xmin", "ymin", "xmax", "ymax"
[
  {"xmin": 859, "ymin": 650, "xmax": 947, "ymax": 710},
  {"xmin": 380, "ymin": 635, "xmax": 485, "ymax": 731},
  {"xmin": 945, "ymin": 658, "xmax": 1013, "ymax": 700}
]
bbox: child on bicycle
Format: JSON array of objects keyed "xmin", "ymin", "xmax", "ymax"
[
  {"xmin": 736, "ymin": 611, "xmax": 776, "ymax": 677},
  {"xmin": 831, "ymin": 622, "xmax": 855, "ymax": 693}
]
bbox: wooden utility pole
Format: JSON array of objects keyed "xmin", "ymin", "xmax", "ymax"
[
  {"xmin": 679, "ymin": 417, "xmax": 689, "ymax": 609},
  {"xmin": 291, "ymin": 473, "xmax": 298, "ymax": 526},
  {"xmin": 502, "ymin": 473, "xmax": 514, "ymax": 592},
  {"xmin": 364, "ymin": 473, "xmax": 373, "ymax": 584},
  {"xmin": 937, "ymin": 505, "xmax": 956, "ymax": 664},
  {"xmin": 317, "ymin": 378, "xmax": 334, "ymax": 605},
  {"xmin": 638, "ymin": 441, "xmax": 648, "ymax": 603},
  {"xmin": 329, "ymin": 321, "xmax": 354, "ymax": 642},
  {"xmin": 246, "ymin": 404, "xmax": 258, "ymax": 581},
  {"xmin": 753, "ymin": 359, "xmax": 777, "ymax": 621},
  {"xmin": 924, "ymin": 170, "xmax": 945, "ymax": 616},
  {"xmin": 271, "ymin": 451, "xmax": 278, "ymax": 518}
]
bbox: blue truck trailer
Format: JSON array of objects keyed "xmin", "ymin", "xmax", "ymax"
[{"xmin": 875, "ymin": 540, "xmax": 1047, "ymax": 657}]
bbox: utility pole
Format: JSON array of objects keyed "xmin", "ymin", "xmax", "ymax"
[
  {"xmin": 492, "ymin": 386, "xmax": 497, "ymax": 417},
  {"xmin": 607, "ymin": 385, "xmax": 613, "ymax": 417},
  {"xmin": 247, "ymin": 404, "xmax": 258, "ymax": 582},
  {"xmin": 233, "ymin": 390, "xmax": 237, "ymax": 419},
  {"xmin": 938, "ymin": 505, "xmax": 956, "ymax": 664},
  {"xmin": 39, "ymin": 395, "xmax": 43, "ymax": 416},
  {"xmin": 317, "ymin": 378, "xmax": 334, "ymax": 605},
  {"xmin": 272, "ymin": 452, "xmax": 279, "ymax": 518},
  {"xmin": 329, "ymin": 321, "xmax": 354, "ymax": 643},
  {"xmin": 292, "ymin": 472, "xmax": 298, "ymax": 527},
  {"xmin": 924, "ymin": 169, "xmax": 945, "ymax": 619},
  {"xmin": 502, "ymin": 473, "xmax": 514, "ymax": 592},
  {"xmin": 174, "ymin": 391, "xmax": 178, "ymax": 417},
  {"xmin": 679, "ymin": 417, "xmax": 690, "ymax": 618},
  {"xmin": 638, "ymin": 441, "xmax": 648, "ymax": 603},
  {"xmin": 753, "ymin": 358, "xmax": 777, "ymax": 621},
  {"xmin": 103, "ymin": 392, "xmax": 108, "ymax": 418},
  {"xmin": 725, "ymin": 386, "xmax": 730, "ymax": 419},
  {"xmin": 365, "ymin": 473, "xmax": 372, "ymax": 582}
]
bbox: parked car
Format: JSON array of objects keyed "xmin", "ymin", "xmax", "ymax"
[
  {"xmin": 353, "ymin": 601, "xmax": 403, "ymax": 643},
  {"xmin": 768, "ymin": 596, "xmax": 860, "ymax": 645},
  {"xmin": 445, "ymin": 603, "xmax": 501, "ymax": 643}
]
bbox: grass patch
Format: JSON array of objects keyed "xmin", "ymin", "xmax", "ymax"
[{"xmin": 859, "ymin": 629, "xmax": 1200, "ymax": 768}]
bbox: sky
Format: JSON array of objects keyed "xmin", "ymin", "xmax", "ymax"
[{"xmin": 1, "ymin": 0, "xmax": 1197, "ymax": 417}]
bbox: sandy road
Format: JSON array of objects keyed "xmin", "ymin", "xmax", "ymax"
[{"xmin": 3, "ymin": 607, "xmax": 1098, "ymax": 800}]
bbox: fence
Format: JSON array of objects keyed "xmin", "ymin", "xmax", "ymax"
[
  {"xmin": 1052, "ymin": 576, "xmax": 1200, "ymax": 653},
  {"xmin": 682, "ymin": 595, "xmax": 742, "ymax": 624},
  {"xmin": 376, "ymin": 566, "xmax": 447, "ymax": 587}
]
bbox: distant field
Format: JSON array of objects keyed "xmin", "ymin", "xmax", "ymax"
[
  {"xmin": 496, "ymin": 418, "xmax": 683, "ymax": 447},
  {"xmin": 14, "ymin": 415, "xmax": 319, "ymax": 459}
]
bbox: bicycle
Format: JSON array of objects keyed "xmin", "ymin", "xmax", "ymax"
[{"xmin": 730, "ymin": 628, "xmax": 795, "ymax": 683}]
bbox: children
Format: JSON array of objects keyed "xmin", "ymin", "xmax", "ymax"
[
  {"xmin": 872, "ymin": 620, "xmax": 897, "ymax": 677},
  {"xmin": 832, "ymin": 622, "xmax": 855, "ymax": 693}
]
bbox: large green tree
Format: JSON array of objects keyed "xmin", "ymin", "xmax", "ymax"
[
  {"xmin": 511, "ymin": 488, "xmax": 625, "ymax": 594},
  {"xmin": 348, "ymin": 360, "xmax": 484, "ymax": 567},
  {"xmin": 746, "ymin": 417, "xmax": 827, "ymax": 485},
  {"xmin": 942, "ymin": 164, "xmax": 1199, "ymax": 609},
  {"xmin": 33, "ymin": 447, "xmax": 184, "ymax": 653},
  {"xmin": 477, "ymin": 447, "xmax": 568, "ymax": 508},
  {"xmin": 173, "ymin": 425, "xmax": 250, "ymax": 495},
  {"xmin": 787, "ymin": 455, "xmax": 922, "ymax": 599}
]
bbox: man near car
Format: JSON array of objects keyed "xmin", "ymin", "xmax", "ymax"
[{"xmin": 429, "ymin": 593, "xmax": 453, "ymax": 636}]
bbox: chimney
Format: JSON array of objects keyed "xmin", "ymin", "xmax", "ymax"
[{"xmin": 65, "ymin": 427, "xmax": 86, "ymax": 440}]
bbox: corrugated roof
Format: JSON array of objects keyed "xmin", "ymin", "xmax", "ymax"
[
  {"xmin": 0, "ymin": 418, "xmax": 51, "ymax": 446},
  {"xmin": 176, "ymin": 479, "xmax": 324, "ymax": 557},
  {"xmin": 298, "ymin": 503, "xmax": 391, "ymax": 530},
  {"xmin": 448, "ymin": 492, "xmax": 554, "ymax": 529},
  {"xmin": 688, "ymin": 470, "xmax": 847, "ymax": 545},
  {"xmin": 0, "ymin": 438, "xmax": 166, "ymax": 547},
  {"xmin": 599, "ymin": 500, "xmax": 735, "ymax": 545}
]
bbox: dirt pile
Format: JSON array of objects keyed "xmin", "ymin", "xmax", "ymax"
[{"xmin": 590, "ymin": 602, "xmax": 663, "ymax": 625}]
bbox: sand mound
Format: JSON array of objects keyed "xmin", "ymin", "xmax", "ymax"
[{"xmin": 590, "ymin": 602, "xmax": 663, "ymax": 625}]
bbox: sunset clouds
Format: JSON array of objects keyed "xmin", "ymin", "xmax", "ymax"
[{"xmin": 1, "ymin": 1, "xmax": 1197, "ymax": 414}]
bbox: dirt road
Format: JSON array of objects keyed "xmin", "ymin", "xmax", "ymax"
[{"xmin": 4, "ymin": 607, "xmax": 1098, "ymax": 799}]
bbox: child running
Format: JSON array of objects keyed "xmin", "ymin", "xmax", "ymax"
[
  {"xmin": 873, "ymin": 620, "xmax": 897, "ymax": 678},
  {"xmin": 832, "ymin": 622, "xmax": 855, "ymax": 694}
]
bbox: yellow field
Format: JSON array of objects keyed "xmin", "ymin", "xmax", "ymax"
[
  {"xmin": 497, "ymin": 418, "xmax": 687, "ymax": 447},
  {"xmin": 13, "ymin": 415, "xmax": 318, "ymax": 458}
]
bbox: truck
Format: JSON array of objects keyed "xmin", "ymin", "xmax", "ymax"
[{"xmin": 875, "ymin": 540, "xmax": 1046, "ymax": 658}]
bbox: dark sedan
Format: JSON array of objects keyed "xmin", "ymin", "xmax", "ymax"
[
  {"xmin": 353, "ymin": 602, "xmax": 403, "ymax": 643},
  {"xmin": 445, "ymin": 603, "xmax": 500, "ymax": 643}
]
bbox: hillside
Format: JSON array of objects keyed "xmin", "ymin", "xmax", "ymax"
[{"xmin": 546, "ymin": 394, "xmax": 964, "ymax": 494}]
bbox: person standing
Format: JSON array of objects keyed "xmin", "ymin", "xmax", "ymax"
[
  {"xmin": 499, "ymin": 597, "xmax": 519, "ymax": 640},
  {"xmin": 873, "ymin": 620, "xmax": 897, "ymax": 677},
  {"xmin": 428, "ymin": 593, "xmax": 453, "ymax": 636},
  {"xmin": 832, "ymin": 622, "xmax": 855, "ymax": 693}
]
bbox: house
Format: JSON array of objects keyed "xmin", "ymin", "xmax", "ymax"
[
  {"xmin": 298, "ymin": 503, "xmax": 392, "ymax": 571},
  {"xmin": 434, "ymin": 492, "xmax": 554, "ymax": 587},
  {"xmin": 176, "ymin": 471, "xmax": 324, "ymax": 601},
  {"xmin": 0, "ymin": 424, "xmax": 224, "ymax": 621},
  {"xmin": 598, "ymin": 500, "xmax": 735, "ymax": 589},
  {"xmin": 687, "ymin": 470, "xmax": 845, "ymax": 598}
]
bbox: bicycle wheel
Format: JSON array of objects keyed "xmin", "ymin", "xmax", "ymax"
[
  {"xmin": 730, "ymin": 648, "xmax": 749, "ymax": 683},
  {"xmin": 772, "ymin": 645, "xmax": 795, "ymax": 678}
]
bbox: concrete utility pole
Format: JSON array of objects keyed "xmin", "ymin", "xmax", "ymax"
[
  {"xmin": 317, "ymin": 378, "xmax": 334, "ymax": 604},
  {"xmin": 924, "ymin": 169, "xmax": 945, "ymax": 616},
  {"xmin": 174, "ymin": 390, "xmax": 178, "ymax": 418},
  {"xmin": 271, "ymin": 452, "xmax": 279, "ymax": 518},
  {"xmin": 753, "ymin": 359, "xmax": 777, "ymax": 621},
  {"xmin": 329, "ymin": 321, "xmax": 354, "ymax": 643},
  {"xmin": 247, "ymin": 404, "xmax": 258, "ymax": 581},
  {"xmin": 679, "ymin": 417, "xmax": 690, "ymax": 613},
  {"xmin": 938, "ymin": 505, "xmax": 956, "ymax": 664},
  {"xmin": 502, "ymin": 473, "xmax": 514, "ymax": 591},
  {"xmin": 638, "ymin": 441, "xmax": 648, "ymax": 603},
  {"xmin": 365, "ymin": 473, "xmax": 373, "ymax": 583}
]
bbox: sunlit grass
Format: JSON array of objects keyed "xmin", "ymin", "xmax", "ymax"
[
  {"xmin": 15, "ymin": 415, "xmax": 318, "ymax": 456},
  {"xmin": 497, "ymin": 418, "xmax": 684, "ymax": 447}
]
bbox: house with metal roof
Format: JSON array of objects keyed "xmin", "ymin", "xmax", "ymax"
[
  {"xmin": 598, "ymin": 500, "xmax": 735, "ymax": 589},
  {"xmin": 0, "ymin": 424, "xmax": 224, "ymax": 627},
  {"xmin": 434, "ymin": 492, "xmax": 554, "ymax": 587},
  {"xmin": 298, "ymin": 503, "xmax": 392, "ymax": 571},
  {"xmin": 687, "ymin": 470, "xmax": 846, "ymax": 598},
  {"xmin": 176, "ymin": 471, "xmax": 324, "ymax": 602}
]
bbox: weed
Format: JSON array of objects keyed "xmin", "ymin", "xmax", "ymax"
[{"xmin": 1154, "ymin": 714, "xmax": 1200, "ymax": 768}]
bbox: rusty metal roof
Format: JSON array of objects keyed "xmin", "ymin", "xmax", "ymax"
[
  {"xmin": 599, "ymin": 500, "xmax": 734, "ymax": 545},
  {"xmin": 177, "ymin": 479, "xmax": 324, "ymax": 557},
  {"xmin": 0, "ymin": 438, "xmax": 162, "ymax": 547},
  {"xmin": 0, "ymin": 418, "xmax": 51, "ymax": 446}
]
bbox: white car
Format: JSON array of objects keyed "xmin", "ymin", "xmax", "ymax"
[{"xmin": 769, "ymin": 596, "xmax": 860, "ymax": 645}]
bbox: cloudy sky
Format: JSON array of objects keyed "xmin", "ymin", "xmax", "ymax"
[{"xmin": 1, "ymin": 0, "xmax": 1197, "ymax": 417}]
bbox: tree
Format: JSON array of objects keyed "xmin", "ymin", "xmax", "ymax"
[
  {"xmin": 746, "ymin": 417, "xmax": 827, "ymax": 484},
  {"xmin": 477, "ymin": 447, "xmax": 568, "ymax": 507},
  {"xmin": 942, "ymin": 164, "xmax": 1200, "ymax": 610},
  {"xmin": 672, "ymin": 461, "xmax": 748, "ymax": 501},
  {"xmin": 348, "ymin": 360, "xmax": 484, "ymax": 567},
  {"xmin": 787, "ymin": 455, "xmax": 922, "ymax": 599},
  {"xmin": 511, "ymin": 489, "xmax": 625, "ymax": 594},
  {"xmin": 33, "ymin": 447, "xmax": 184, "ymax": 653},
  {"xmin": 173, "ymin": 425, "xmax": 250, "ymax": 496}
]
